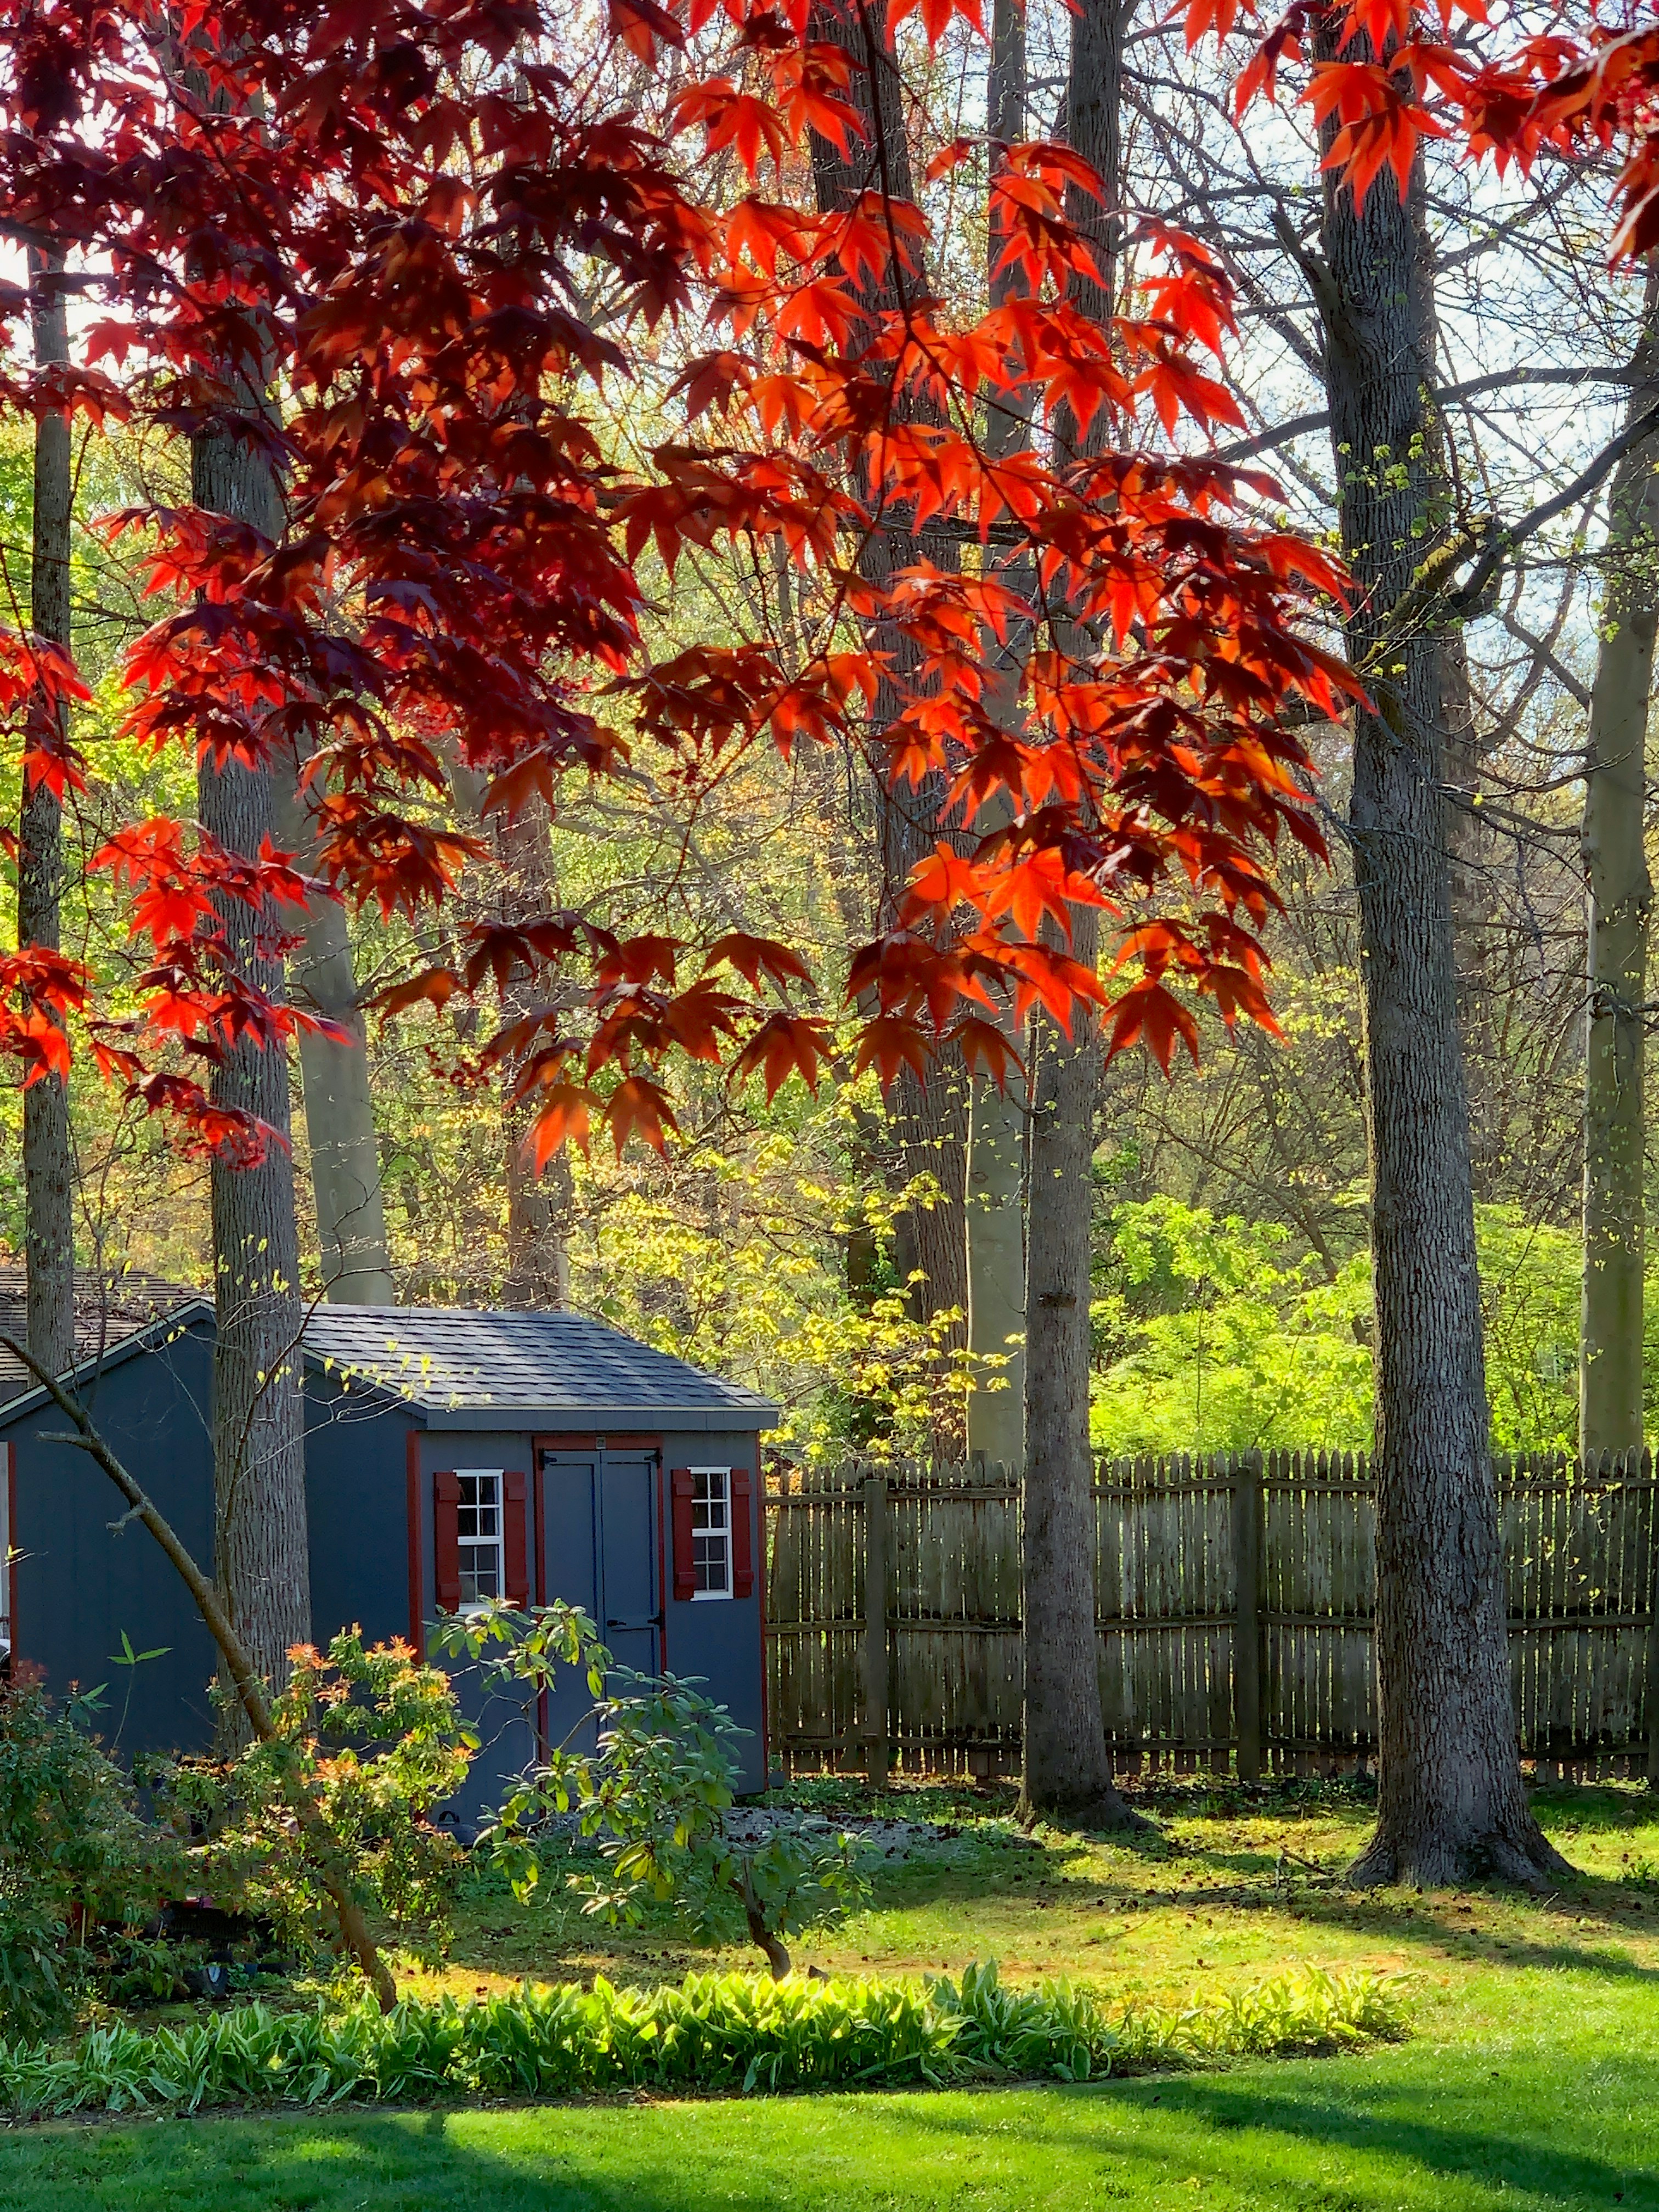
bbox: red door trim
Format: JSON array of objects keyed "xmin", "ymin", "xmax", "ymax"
[{"xmin": 536, "ymin": 1431, "xmax": 662, "ymax": 1453}]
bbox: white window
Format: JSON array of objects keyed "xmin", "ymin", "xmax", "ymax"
[
  {"xmin": 690, "ymin": 1468, "xmax": 732, "ymax": 1600},
  {"xmin": 456, "ymin": 1470, "xmax": 504, "ymax": 1607}
]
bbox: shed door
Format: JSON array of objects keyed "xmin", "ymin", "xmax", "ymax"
[
  {"xmin": 535, "ymin": 1445, "xmax": 664, "ymax": 1735},
  {"xmin": 598, "ymin": 1452, "xmax": 661, "ymax": 1679},
  {"xmin": 537, "ymin": 1449, "xmax": 601, "ymax": 1754}
]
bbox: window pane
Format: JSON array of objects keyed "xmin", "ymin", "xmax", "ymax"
[{"xmin": 456, "ymin": 1475, "xmax": 503, "ymax": 1605}]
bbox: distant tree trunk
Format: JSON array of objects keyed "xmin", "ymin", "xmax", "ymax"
[
  {"xmin": 1581, "ymin": 272, "xmax": 1659, "ymax": 1458},
  {"xmin": 271, "ymin": 774, "xmax": 394, "ymax": 1306},
  {"xmin": 445, "ymin": 759, "xmax": 574, "ymax": 1305},
  {"xmin": 20, "ymin": 245, "xmax": 75, "ymax": 1376},
  {"xmin": 505, "ymin": 1138, "xmax": 573, "ymax": 1308},
  {"xmin": 809, "ymin": 0, "xmax": 969, "ymax": 1419},
  {"xmin": 965, "ymin": 0, "xmax": 1030, "ymax": 1469},
  {"xmin": 1019, "ymin": 0, "xmax": 1136, "ymax": 1831},
  {"xmin": 192, "ymin": 411, "xmax": 312, "ymax": 1730},
  {"xmin": 1307, "ymin": 32, "xmax": 1565, "ymax": 1885}
]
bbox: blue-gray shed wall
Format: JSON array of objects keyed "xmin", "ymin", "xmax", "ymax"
[
  {"xmin": 0, "ymin": 1319, "xmax": 219, "ymax": 1759},
  {"xmin": 409, "ymin": 1425, "xmax": 768, "ymax": 1814},
  {"xmin": 303, "ymin": 1375, "xmax": 417, "ymax": 1652}
]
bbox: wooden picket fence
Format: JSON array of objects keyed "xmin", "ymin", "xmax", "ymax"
[{"xmin": 762, "ymin": 1448, "xmax": 1659, "ymax": 1781}]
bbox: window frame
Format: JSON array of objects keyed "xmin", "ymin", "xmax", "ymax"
[
  {"xmin": 454, "ymin": 1468, "xmax": 506, "ymax": 1612},
  {"xmin": 688, "ymin": 1465, "xmax": 733, "ymax": 1601}
]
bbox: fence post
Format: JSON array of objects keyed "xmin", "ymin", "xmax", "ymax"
[
  {"xmin": 1232, "ymin": 1451, "xmax": 1263, "ymax": 1781},
  {"xmin": 862, "ymin": 1470, "xmax": 890, "ymax": 1788}
]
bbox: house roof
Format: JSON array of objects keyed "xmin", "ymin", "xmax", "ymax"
[
  {"xmin": 300, "ymin": 1306, "xmax": 780, "ymax": 1432},
  {"xmin": 0, "ymin": 1270, "xmax": 204, "ymax": 1408}
]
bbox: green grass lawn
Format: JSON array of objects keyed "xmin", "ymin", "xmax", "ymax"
[{"xmin": 4, "ymin": 1776, "xmax": 1659, "ymax": 2209}]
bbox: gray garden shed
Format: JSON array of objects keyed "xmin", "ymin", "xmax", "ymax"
[{"xmin": 0, "ymin": 1303, "xmax": 778, "ymax": 1819}]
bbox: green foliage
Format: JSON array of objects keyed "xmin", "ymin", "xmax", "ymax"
[
  {"xmin": 936, "ymin": 1961, "xmax": 1399, "ymax": 2081},
  {"xmin": 145, "ymin": 1632, "xmax": 471, "ymax": 1968},
  {"xmin": 442, "ymin": 1604, "xmax": 867, "ymax": 1971},
  {"xmin": 1091, "ymin": 1197, "xmax": 1588, "ymax": 1454},
  {"xmin": 568, "ymin": 1135, "xmax": 988, "ymax": 1462},
  {"xmin": 0, "ymin": 1964, "xmax": 1404, "ymax": 2117},
  {"xmin": 1091, "ymin": 1199, "xmax": 1373, "ymax": 1454},
  {"xmin": 0, "ymin": 1683, "xmax": 185, "ymax": 2038}
]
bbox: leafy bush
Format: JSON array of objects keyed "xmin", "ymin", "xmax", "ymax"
[
  {"xmin": 1090, "ymin": 1196, "xmax": 1589, "ymax": 1455},
  {"xmin": 0, "ymin": 1964, "xmax": 1404, "ymax": 2118},
  {"xmin": 938, "ymin": 1961, "xmax": 1397, "ymax": 2081},
  {"xmin": 0, "ymin": 1681, "xmax": 188, "ymax": 2036}
]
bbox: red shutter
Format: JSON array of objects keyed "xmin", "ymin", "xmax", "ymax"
[
  {"xmin": 731, "ymin": 1465, "xmax": 754, "ymax": 1600},
  {"xmin": 504, "ymin": 1471, "xmax": 530, "ymax": 1608},
  {"xmin": 671, "ymin": 1468, "xmax": 696, "ymax": 1600},
  {"xmin": 433, "ymin": 1471, "xmax": 461, "ymax": 1612}
]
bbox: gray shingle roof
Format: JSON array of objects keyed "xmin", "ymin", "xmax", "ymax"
[{"xmin": 301, "ymin": 1306, "xmax": 778, "ymax": 1431}]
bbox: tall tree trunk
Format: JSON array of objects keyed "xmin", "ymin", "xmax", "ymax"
[
  {"xmin": 20, "ymin": 246, "xmax": 75, "ymax": 1376},
  {"xmin": 272, "ymin": 775, "xmax": 394, "ymax": 1306},
  {"xmin": 1019, "ymin": 0, "xmax": 1136, "ymax": 1830},
  {"xmin": 1581, "ymin": 273, "xmax": 1659, "ymax": 1458},
  {"xmin": 809, "ymin": 2, "xmax": 969, "ymax": 1421},
  {"xmin": 964, "ymin": 0, "xmax": 1031, "ymax": 1468},
  {"xmin": 193, "ymin": 413, "xmax": 312, "ymax": 1730},
  {"xmin": 1307, "ymin": 33, "xmax": 1565, "ymax": 1885}
]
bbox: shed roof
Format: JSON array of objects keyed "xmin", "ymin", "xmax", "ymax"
[
  {"xmin": 302, "ymin": 1306, "xmax": 778, "ymax": 1431},
  {"xmin": 0, "ymin": 1297, "xmax": 778, "ymax": 1435}
]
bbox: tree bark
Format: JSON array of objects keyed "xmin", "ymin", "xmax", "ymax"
[
  {"xmin": 192, "ymin": 415, "xmax": 313, "ymax": 1732},
  {"xmin": 1580, "ymin": 272, "xmax": 1659, "ymax": 1458},
  {"xmin": 271, "ymin": 774, "xmax": 394, "ymax": 1307},
  {"xmin": 1307, "ymin": 30, "xmax": 1566, "ymax": 1885},
  {"xmin": 505, "ymin": 1136, "xmax": 573, "ymax": 1307},
  {"xmin": 1018, "ymin": 0, "xmax": 1137, "ymax": 1830},
  {"xmin": 20, "ymin": 246, "xmax": 75, "ymax": 1377},
  {"xmin": 443, "ymin": 758, "xmax": 577, "ymax": 1306}
]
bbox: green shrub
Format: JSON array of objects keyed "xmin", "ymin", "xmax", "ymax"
[
  {"xmin": 0, "ymin": 1964, "xmax": 1403, "ymax": 2118},
  {"xmin": 937, "ymin": 1961, "xmax": 1397, "ymax": 2082},
  {"xmin": 0, "ymin": 1681, "xmax": 188, "ymax": 2037}
]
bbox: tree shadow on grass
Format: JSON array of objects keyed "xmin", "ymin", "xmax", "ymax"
[
  {"xmin": 1272, "ymin": 1876, "xmax": 1659, "ymax": 1983},
  {"xmin": 0, "ymin": 2104, "xmax": 691, "ymax": 2212},
  {"xmin": 877, "ymin": 2061, "xmax": 1659, "ymax": 2210}
]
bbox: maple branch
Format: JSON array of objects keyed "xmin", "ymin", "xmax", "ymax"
[
  {"xmin": 1499, "ymin": 610, "xmax": 1590, "ymax": 710},
  {"xmin": 1363, "ymin": 403, "xmax": 1659, "ymax": 661}
]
